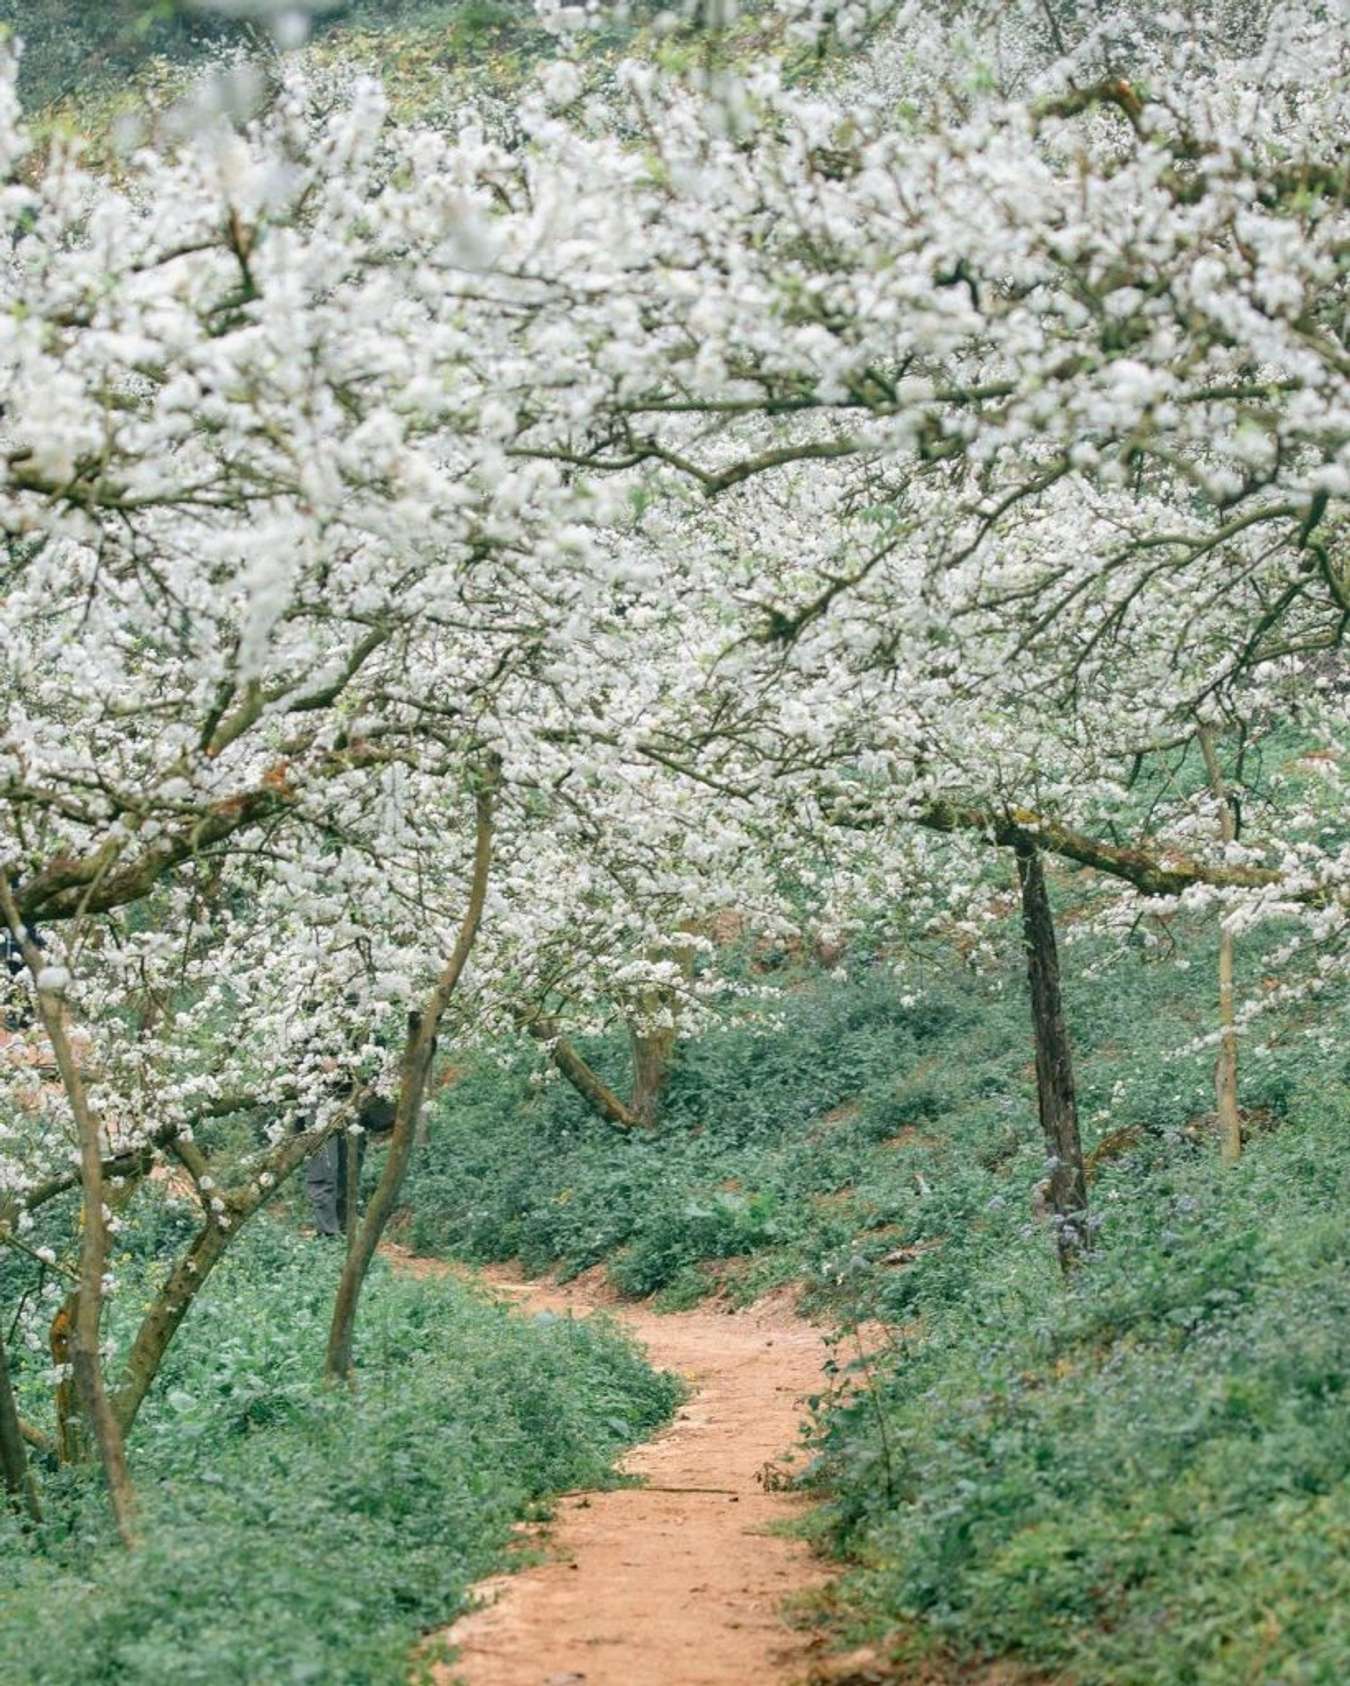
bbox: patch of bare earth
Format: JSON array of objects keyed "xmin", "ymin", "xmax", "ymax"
[
  {"xmin": 398, "ymin": 1251, "xmax": 838, "ymax": 1686},
  {"xmin": 807, "ymin": 1647, "xmax": 1056, "ymax": 1686}
]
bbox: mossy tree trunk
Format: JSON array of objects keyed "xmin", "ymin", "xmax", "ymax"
[
  {"xmin": 518, "ymin": 1012, "xmax": 641, "ymax": 1129},
  {"xmin": 344, "ymin": 1127, "xmax": 361, "ymax": 1256},
  {"xmin": 629, "ymin": 934, "xmax": 696, "ymax": 1127},
  {"xmin": 1014, "ymin": 842, "xmax": 1090, "ymax": 1271},
  {"xmin": 112, "ymin": 1221, "xmax": 229, "ymax": 1440},
  {"xmin": 628, "ymin": 1014, "xmax": 678, "ymax": 1127},
  {"xmin": 48, "ymin": 1287, "xmax": 88, "ymax": 1464},
  {"xmin": 0, "ymin": 875, "xmax": 136, "ymax": 1543},
  {"xmin": 12, "ymin": 1093, "xmax": 321, "ymax": 1450},
  {"xmin": 110, "ymin": 1112, "xmax": 352, "ymax": 1438},
  {"xmin": 520, "ymin": 934, "xmax": 695, "ymax": 1132}
]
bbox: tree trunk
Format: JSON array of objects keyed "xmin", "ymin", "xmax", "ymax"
[
  {"xmin": 325, "ymin": 771, "xmax": 497, "ymax": 1383},
  {"xmin": 626, "ymin": 937, "xmax": 694, "ymax": 1128},
  {"xmin": 111, "ymin": 1111, "xmax": 350, "ymax": 1438},
  {"xmin": 1198, "ymin": 726, "xmax": 1243, "ymax": 1166},
  {"xmin": 52, "ymin": 1030, "xmax": 136, "ymax": 1540},
  {"xmin": 49, "ymin": 1288, "xmax": 88, "ymax": 1463},
  {"xmin": 629, "ymin": 1018, "xmax": 677, "ymax": 1127},
  {"xmin": 0, "ymin": 876, "xmax": 136, "ymax": 1543},
  {"xmin": 518, "ymin": 1012, "xmax": 641, "ymax": 1129},
  {"xmin": 1014, "ymin": 842, "xmax": 1089, "ymax": 1271},
  {"xmin": 46, "ymin": 1171, "xmax": 145, "ymax": 1460},
  {"xmin": 0, "ymin": 1325, "xmax": 41, "ymax": 1522},
  {"xmin": 345, "ymin": 1126, "xmax": 361, "ymax": 1256},
  {"xmin": 19, "ymin": 1417, "xmax": 52, "ymax": 1453},
  {"xmin": 112, "ymin": 1220, "xmax": 230, "ymax": 1439}
]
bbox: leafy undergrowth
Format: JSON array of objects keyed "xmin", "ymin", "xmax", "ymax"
[
  {"xmin": 810, "ymin": 1095, "xmax": 1350, "ymax": 1685},
  {"xmin": 404, "ymin": 903, "xmax": 1350, "ymax": 1683},
  {"xmin": 0, "ymin": 1221, "xmax": 679, "ymax": 1686}
]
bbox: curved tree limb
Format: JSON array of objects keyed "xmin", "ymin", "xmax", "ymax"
[
  {"xmin": 514, "ymin": 1009, "xmax": 642, "ymax": 1131},
  {"xmin": 110, "ymin": 1102, "xmax": 357, "ymax": 1438},
  {"xmin": 0, "ymin": 873, "xmax": 136, "ymax": 1544},
  {"xmin": 325, "ymin": 762, "xmax": 499, "ymax": 1382}
]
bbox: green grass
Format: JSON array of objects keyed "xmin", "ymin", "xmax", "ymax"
[
  {"xmin": 405, "ymin": 897, "xmax": 1330, "ymax": 1307},
  {"xmin": 0, "ymin": 1218, "xmax": 680, "ymax": 1685},
  {"xmin": 403, "ymin": 892, "xmax": 1350, "ymax": 1682}
]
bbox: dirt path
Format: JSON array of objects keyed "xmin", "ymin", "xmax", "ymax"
[{"xmin": 402, "ymin": 1253, "xmax": 837, "ymax": 1686}]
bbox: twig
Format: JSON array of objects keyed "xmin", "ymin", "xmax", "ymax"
[
  {"xmin": 0, "ymin": 1229, "xmax": 79, "ymax": 1283},
  {"xmin": 553, "ymin": 1483, "xmax": 739, "ymax": 1497}
]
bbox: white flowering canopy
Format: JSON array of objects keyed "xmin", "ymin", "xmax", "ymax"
[{"xmin": 0, "ymin": 0, "xmax": 1347, "ymax": 1222}]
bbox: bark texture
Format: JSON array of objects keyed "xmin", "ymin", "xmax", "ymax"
[
  {"xmin": 0, "ymin": 875, "xmax": 136, "ymax": 1542},
  {"xmin": 626, "ymin": 936, "xmax": 695, "ymax": 1128},
  {"xmin": 1015, "ymin": 843, "xmax": 1090, "ymax": 1271},
  {"xmin": 112, "ymin": 1221, "xmax": 230, "ymax": 1438},
  {"xmin": 628, "ymin": 1022, "xmax": 676, "ymax": 1126},
  {"xmin": 111, "ymin": 1112, "xmax": 348, "ymax": 1437},
  {"xmin": 518, "ymin": 1013, "xmax": 641, "ymax": 1129},
  {"xmin": 48, "ymin": 1290, "xmax": 85, "ymax": 1463}
]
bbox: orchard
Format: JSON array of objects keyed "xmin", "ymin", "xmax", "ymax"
[{"xmin": 0, "ymin": 3, "xmax": 1346, "ymax": 1681}]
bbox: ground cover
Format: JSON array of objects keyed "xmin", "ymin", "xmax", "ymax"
[
  {"xmin": 404, "ymin": 899, "xmax": 1350, "ymax": 1682},
  {"xmin": 0, "ymin": 1218, "xmax": 680, "ymax": 1685}
]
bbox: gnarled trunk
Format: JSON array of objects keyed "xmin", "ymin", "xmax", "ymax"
[
  {"xmin": 48, "ymin": 1289, "xmax": 87, "ymax": 1464},
  {"xmin": 629, "ymin": 1018, "xmax": 677, "ymax": 1127},
  {"xmin": 626, "ymin": 936, "xmax": 694, "ymax": 1128},
  {"xmin": 518, "ymin": 1012, "xmax": 640, "ymax": 1129},
  {"xmin": 112, "ymin": 1220, "xmax": 230, "ymax": 1440},
  {"xmin": 0, "ymin": 876, "xmax": 136, "ymax": 1542},
  {"xmin": 111, "ymin": 1110, "xmax": 350, "ymax": 1438}
]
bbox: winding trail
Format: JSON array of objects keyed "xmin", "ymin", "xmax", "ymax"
[{"xmin": 400, "ymin": 1253, "xmax": 837, "ymax": 1686}]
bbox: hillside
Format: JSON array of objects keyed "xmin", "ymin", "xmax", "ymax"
[
  {"xmin": 3, "ymin": 4, "xmax": 519, "ymax": 108},
  {"xmin": 2, "ymin": 0, "xmax": 665, "ymax": 141},
  {"xmin": 0, "ymin": 4, "xmax": 1345, "ymax": 1683},
  {"xmin": 403, "ymin": 889, "xmax": 1350, "ymax": 1683}
]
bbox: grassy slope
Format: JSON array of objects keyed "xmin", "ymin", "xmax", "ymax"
[
  {"xmin": 0, "ymin": 1221, "xmax": 680, "ymax": 1685},
  {"xmin": 6, "ymin": 3, "xmax": 539, "ymax": 113},
  {"xmin": 404, "ymin": 891, "xmax": 1350, "ymax": 1683}
]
